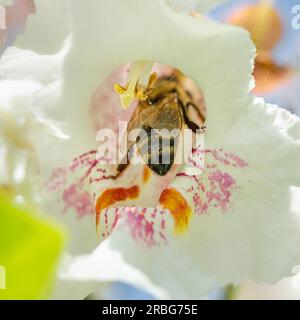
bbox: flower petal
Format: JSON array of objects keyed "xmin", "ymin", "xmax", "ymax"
[
  {"xmin": 1, "ymin": 0, "xmax": 300, "ymax": 299},
  {"xmin": 14, "ymin": 0, "xmax": 70, "ymax": 54},
  {"xmin": 64, "ymin": 0, "xmax": 300, "ymax": 293},
  {"xmin": 58, "ymin": 230, "xmax": 215, "ymax": 299}
]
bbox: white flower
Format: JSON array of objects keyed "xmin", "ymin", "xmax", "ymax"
[{"xmin": 1, "ymin": 0, "xmax": 300, "ymax": 299}]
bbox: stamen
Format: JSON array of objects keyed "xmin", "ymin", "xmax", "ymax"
[{"xmin": 114, "ymin": 60, "xmax": 156, "ymax": 109}]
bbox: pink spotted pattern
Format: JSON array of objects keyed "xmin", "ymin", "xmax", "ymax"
[
  {"xmin": 62, "ymin": 184, "xmax": 93, "ymax": 217},
  {"xmin": 46, "ymin": 150, "xmax": 112, "ymax": 218},
  {"xmin": 46, "ymin": 144, "xmax": 248, "ymax": 246},
  {"xmin": 177, "ymin": 147, "xmax": 248, "ymax": 215},
  {"xmin": 99, "ymin": 206, "xmax": 169, "ymax": 247}
]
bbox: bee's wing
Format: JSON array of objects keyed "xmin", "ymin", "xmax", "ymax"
[
  {"xmin": 140, "ymin": 94, "xmax": 182, "ymax": 134},
  {"xmin": 125, "ymin": 103, "xmax": 144, "ymax": 152}
]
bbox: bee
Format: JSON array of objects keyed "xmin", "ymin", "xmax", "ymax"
[{"xmin": 116, "ymin": 72, "xmax": 206, "ymax": 177}]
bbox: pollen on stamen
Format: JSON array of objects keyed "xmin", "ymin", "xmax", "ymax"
[{"xmin": 114, "ymin": 60, "xmax": 156, "ymax": 109}]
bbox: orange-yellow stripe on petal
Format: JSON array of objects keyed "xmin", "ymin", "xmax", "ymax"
[
  {"xmin": 143, "ymin": 166, "xmax": 151, "ymax": 184},
  {"xmin": 95, "ymin": 185, "xmax": 139, "ymax": 227},
  {"xmin": 159, "ymin": 188, "xmax": 192, "ymax": 234}
]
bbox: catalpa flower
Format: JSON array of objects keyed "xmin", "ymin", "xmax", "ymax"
[{"xmin": 1, "ymin": 0, "xmax": 300, "ymax": 299}]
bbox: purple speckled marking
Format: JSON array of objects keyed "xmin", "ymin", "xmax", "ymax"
[
  {"xmin": 98, "ymin": 206, "xmax": 169, "ymax": 247},
  {"xmin": 47, "ymin": 143, "xmax": 248, "ymax": 245},
  {"xmin": 46, "ymin": 150, "xmax": 112, "ymax": 218},
  {"xmin": 192, "ymin": 170, "xmax": 237, "ymax": 214},
  {"xmin": 62, "ymin": 184, "xmax": 93, "ymax": 218},
  {"xmin": 177, "ymin": 147, "xmax": 248, "ymax": 215},
  {"xmin": 45, "ymin": 167, "xmax": 68, "ymax": 191}
]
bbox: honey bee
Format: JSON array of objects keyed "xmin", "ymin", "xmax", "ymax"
[{"xmin": 116, "ymin": 72, "xmax": 206, "ymax": 177}]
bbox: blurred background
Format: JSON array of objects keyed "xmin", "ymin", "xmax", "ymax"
[{"xmin": 1, "ymin": 0, "xmax": 300, "ymax": 300}]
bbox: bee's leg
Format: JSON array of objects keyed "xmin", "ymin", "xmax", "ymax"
[
  {"xmin": 116, "ymin": 162, "xmax": 129, "ymax": 177},
  {"xmin": 107, "ymin": 154, "xmax": 130, "ymax": 180},
  {"xmin": 186, "ymin": 120, "xmax": 200, "ymax": 133},
  {"xmin": 179, "ymin": 101, "xmax": 200, "ymax": 133},
  {"xmin": 186, "ymin": 102, "xmax": 206, "ymax": 123}
]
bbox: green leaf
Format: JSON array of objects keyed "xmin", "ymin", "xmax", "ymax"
[{"xmin": 0, "ymin": 192, "xmax": 66, "ymax": 299}]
